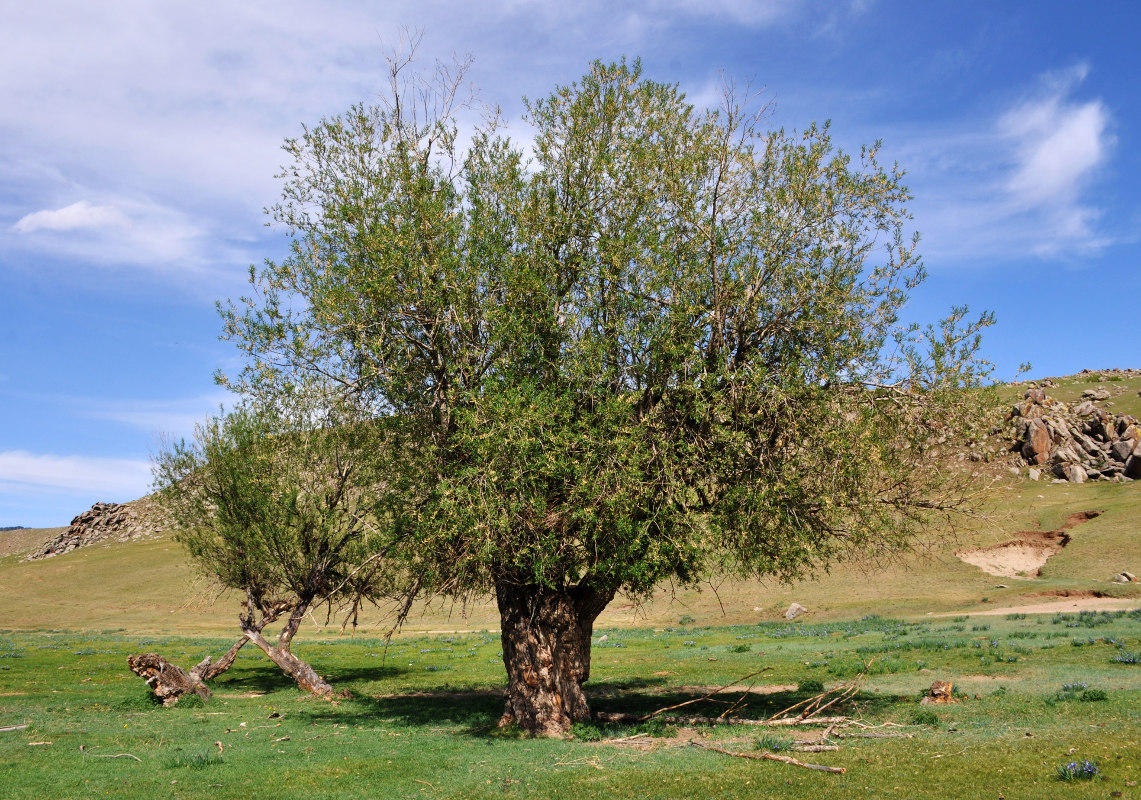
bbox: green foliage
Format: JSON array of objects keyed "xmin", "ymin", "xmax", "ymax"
[
  {"xmin": 164, "ymin": 750, "xmax": 224, "ymax": 769},
  {"xmin": 218, "ymin": 52, "xmax": 995, "ymax": 613},
  {"xmin": 909, "ymin": 708, "xmax": 940, "ymax": 727},
  {"xmin": 152, "ymin": 404, "xmax": 396, "ymax": 624},
  {"xmin": 1055, "ymin": 759, "xmax": 1099, "ymax": 781},
  {"xmin": 755, "ymin": 732, "xmax": 795, "ymax": 752},
  {"xmin": 797, "ymin": 679, "xmax": 825, "ymax": 694}
]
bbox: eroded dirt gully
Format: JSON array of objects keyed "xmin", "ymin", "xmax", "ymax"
[{"xmin": 955, "ymin": 510, "xmax": 1102, "ymax": 579}]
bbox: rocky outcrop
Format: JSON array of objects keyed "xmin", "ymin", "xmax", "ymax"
[
  {"xmin": 1008, "ymin": 378, "xmax": 1141, "ymax": 483},
  {"xmin": 23, "ymin": 499, "xmax": 167, "ymax": 561}
]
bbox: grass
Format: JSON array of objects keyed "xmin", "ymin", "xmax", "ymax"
[
  {"xmin": 2, "ymin": 478, "xmax": 1138, "ymax": 636},
  {"xmin": 1, "ymin": 612, "xmax": 1139, "ymax": 798},
  {"xmin": 0, "ymin": 372, "xmax": 1138, "ymax": 796}
]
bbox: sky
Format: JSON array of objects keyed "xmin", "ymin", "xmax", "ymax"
[{"xmin": 1, "ymin": 0, "xmax": 1138, "ymax": 527}]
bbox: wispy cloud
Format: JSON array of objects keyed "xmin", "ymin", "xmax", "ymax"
[
  {"xmin": 998, "ymin": 64, "xmax": 1112, "ymax": 254},
  {"xmin": 13, "ymin": 200, "xmax": 129, "ymax": 233},
  {"xmin": 0, "ymin": 451, "xmax": 151, "ymax": 498},
  {"xmin": 901, "ymin": 64, "xmax": 1114, "ymax": 264}
]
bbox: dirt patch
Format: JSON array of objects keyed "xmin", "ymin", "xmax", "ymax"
[
  {"xmin": 933, "ymin": 597, "xmax": 1138, "ymax": 617},
  {"xmin": 955, "ymin": 511, "xmax": 1102, "ymax": 578},
  {"xmin": 1030, "ymin": 589, "xmax": 1110, "ymax": 599}
]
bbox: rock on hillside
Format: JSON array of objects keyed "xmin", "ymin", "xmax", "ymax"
[
  {"xmin": 1008, "ymin": 377, "xmax": 1141, "ymax": 483},
  {"xmin": 23, "ymin": 499, "xmax": 168, "ymax": 561}
]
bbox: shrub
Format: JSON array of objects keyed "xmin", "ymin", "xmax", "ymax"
[
  {"xmin": 909, "ymin": 708, "xmax": 940, "ymax": 727},
  {"xmin": 797, "ymin": 679, "xmax": 825, "ymax": 694}
]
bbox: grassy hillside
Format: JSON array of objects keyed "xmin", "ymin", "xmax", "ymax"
[
  {"xmin": 2, "ymin": 371, "xmax": 1137, "ymax": 637},
  {"xmin": 2, "ymin": 477, "xmax": 1137, "ymax": 637}
]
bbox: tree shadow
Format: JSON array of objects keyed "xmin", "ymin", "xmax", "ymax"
[
  {"xmin": 203, "ymin": 668, "xmax": 905, "ymax": 735},
  {"xmin": 210, "ymin": 661, "xmax": 407, "ymax": 695}
]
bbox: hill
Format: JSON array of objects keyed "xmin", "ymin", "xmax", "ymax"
[{"xmin": 1, "ymin": 372, "xmax": 1138, "ymax": 636}]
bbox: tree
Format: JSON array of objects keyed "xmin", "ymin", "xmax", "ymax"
[
  {"xmin": 138, "ymin": 403, "xmax": 395, "ymax": 700},
  {"xmin": 220, "ymin": 51, "xmax": 995, "ymax": 734}
]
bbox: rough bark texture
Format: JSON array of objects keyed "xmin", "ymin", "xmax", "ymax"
[
  {"xmin": 241, "ymin": 628, "xmax": 335, "ymax": 696},
  {"xmin": 239, "ymin": 602, "xmax": 335, "ymax": 697},
  {"xmin": 496, "ymin": 581, "xmax": 614, "ymax": 736},
  {"xmin": 127, "ymin": 653, "xmax": 212, "ymax": 706},
  {"xmin": 127, "ymin": 637, "xmax": 250, "ymax": 706}
]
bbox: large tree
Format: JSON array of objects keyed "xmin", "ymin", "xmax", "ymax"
[{"xmin": 221, "ymin": 53, "xmax": 995, "ymax": 734}]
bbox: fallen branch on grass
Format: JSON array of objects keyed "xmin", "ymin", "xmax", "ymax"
[
  {"xmin": 635, "ymin": 670, "xmax": 772, "ymax": 722},
  {"xmin": 767, "ymin": 664, "xmax": 870, "ymax": 723},
  {"xmin": 592, "ymin": 711, "xmax": 846, "ymax": 727},
  {"xmin": 90, "ymin": 753, "xmax": 142, "ymax": 762},
  {"xmin": 691, "ymin": 742, "xmax": 846, "ymax": 774}
]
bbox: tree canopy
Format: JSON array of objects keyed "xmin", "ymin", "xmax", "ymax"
[
  {"xmin": 219, "ymin": 54, "xmax": 995, "ymax": 733},
  {"xmin": 152, "ymin": 403, "xmax": 394, "ymax": 695}
]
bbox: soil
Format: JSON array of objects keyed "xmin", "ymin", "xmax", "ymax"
[
  {"xmin": 955, "ymin": 511, "xmax": 1101, "ymax": 578},
  {"xmin": 932, "ymin": 596, "xmax": 1138, "ymax": 617}
]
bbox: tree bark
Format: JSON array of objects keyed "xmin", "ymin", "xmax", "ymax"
[
  {"xmin": 127, "ymin": 653, "xmax": 213, "ymax": 706},
  {"xmin": 128, "ymin": 637, "xmax": 250, "ymax": 706},
  {"xmin": 239, "ymin": 600, "xmax": 335, "ymax": 697},
  {"xmin": 496, "ymin": 580, "xmax": 614, "ymax": 736}
]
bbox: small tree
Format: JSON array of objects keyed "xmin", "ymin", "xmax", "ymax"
[
  {"xmin": 139, "ymin": 403, "xmax": 394, "ymax": 699},
  {"xmin": 221, "ymin": 52, "xmax": 995, "ymax": 733}
]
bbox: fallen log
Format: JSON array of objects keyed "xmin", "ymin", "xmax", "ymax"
[{"xmin": 127, "ymin": 653, "xmax": 212, "ymax": 706}]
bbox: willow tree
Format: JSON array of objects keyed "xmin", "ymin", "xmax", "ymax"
[
  {"xmin": 135, "ymin": 403, "xmax": 395, "ymax": 701},
  {"xmin": 221, "ymin": 54, "xmax": 994, "ymax": 734}
]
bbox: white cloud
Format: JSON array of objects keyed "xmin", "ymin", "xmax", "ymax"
[
  {"xmin": 6, "ymin": 192, "xmax": 226, "ymax": 275},
  {"xmin": 998, "ymin": 65, "xmax": 1112, "ymax": 254},
  {"xmin": 13, "ymin": 200, "xmax": 129, "ymax": 233},
  {"xmin": 0, "ymin": 451, "xmax": 152, "ymax": 498},
  {"xmin": 898, "ymin": 65, "xmax": 1115, "ymax": 264}
]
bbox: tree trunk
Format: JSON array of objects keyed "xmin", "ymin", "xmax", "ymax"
[
  {"xmin": 127, "ymin": 637, "xmax": 250, "ymax": 706},
  {"xmin": 127, "ymin": 653, "xmax": 213, "ymax": 706},
  {"xmin": 240, "ymin": 600, "xmax": 335, "ymax": 697},
  {"xmin": 496, "ymin": 580, "xmax": 614, "ymax": 736}
]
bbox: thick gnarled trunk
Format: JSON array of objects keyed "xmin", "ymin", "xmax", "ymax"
[{"xmin": 496, "ymin": 581, "xmax": 614, "ymax": 736}]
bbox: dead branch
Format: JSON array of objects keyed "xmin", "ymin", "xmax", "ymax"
[
  {"xmin": 90, "ymin": 753, "xmax": 142, "ymax": 762},
  {"xmin": 768, "ymin": 663, "xmax": 870, "ymax": 722},
  {"xmin": 638, "ymin": 669, "xmax": 770, "ymax": 722},
  {"xmin": 691, "ymin": 742, "xmax": 846, "ymax": 774},
  {"xmin": 592, "ymin": 711, "xmax": 846, "ymax": 727},
  {"xmin": 0, "ymin": 724, "xmax": 29, "ymax": 732}
]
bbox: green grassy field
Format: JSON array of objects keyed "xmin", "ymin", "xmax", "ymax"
[
  {"xmin": 1, "ymin": 613, "xmax": 1139, "ymax": 799},
  {"xmin": 1, "ymin": 371, "xmax": 1138, "ymax": 798}
]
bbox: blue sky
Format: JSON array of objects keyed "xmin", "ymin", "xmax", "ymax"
[{"xmin": 1, "ymin": 0, "xmax": 1137, "ymax": 527}]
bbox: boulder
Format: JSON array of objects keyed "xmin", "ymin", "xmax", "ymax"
[
  {"xmin": 1066, "ymin": 464, "xmax": 1087, "ymax": 484},
  {"xmin": 1021, "ymin": 418, "xmax": 1052, "ymax": 465},
  {"xmin": 785, "ymin": 602, "xmax": 808, "ymax": 621},
  {"xmin": 1126, "ymin": 455, "xmax": 1141, "ymax": 480}
]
